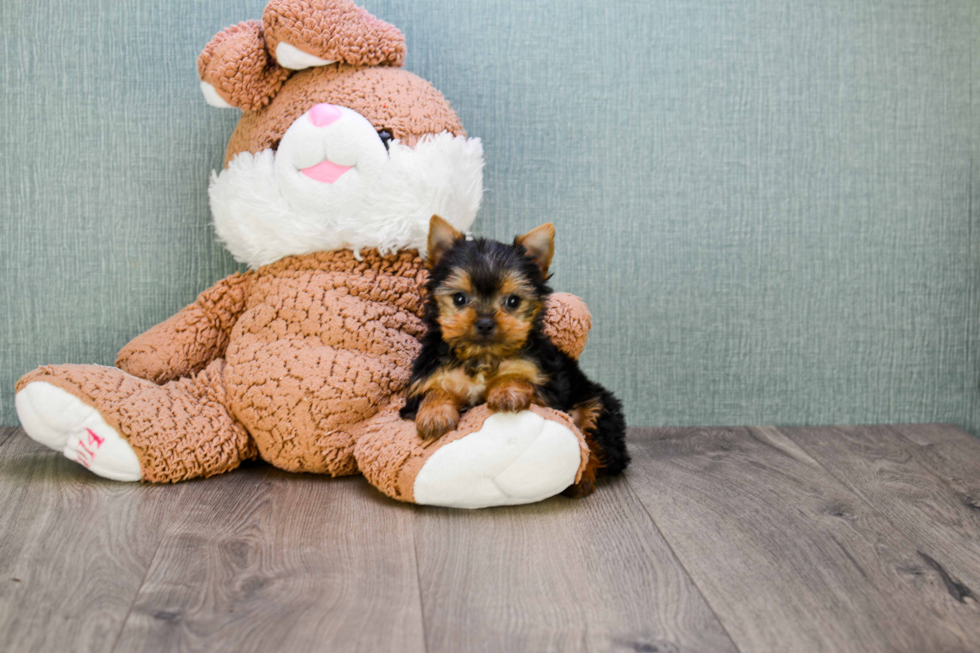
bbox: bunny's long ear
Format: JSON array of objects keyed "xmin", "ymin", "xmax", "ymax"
[
  {"xmin": 198, "ymin": 21, "xmax": 291, "ymax": 111},
  {"xmin": 262, "ymin": 0, "xmax": 406, "ymax": 70}
]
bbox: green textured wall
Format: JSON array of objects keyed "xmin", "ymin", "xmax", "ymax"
[{"xmin": 2, "ymin": 0, "xmax": 979, "ymax": 431}]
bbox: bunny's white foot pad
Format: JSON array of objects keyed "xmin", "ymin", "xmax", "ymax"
[
  {"xmin": 413, "ymin": 410, "xmax": 582, "ymax": 509},
  {"xmin": 15, "ymin": 382, "xmax": 141, "ymax": 481}
]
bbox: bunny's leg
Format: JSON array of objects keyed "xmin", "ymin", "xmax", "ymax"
[
  {"xmin": 355, "ymin": 402, "xmax": 590, "ymax": 508},
  {"xmin": 15, "ymin": 359, "xmax": 255, "ymax": 482}
]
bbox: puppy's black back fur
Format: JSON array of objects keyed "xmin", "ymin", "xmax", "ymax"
[{"xmin": 523, "ymin": 331, "xmax": 629, "ymax": 476}]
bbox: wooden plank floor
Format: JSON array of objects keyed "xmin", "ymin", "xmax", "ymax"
[{"xmin": 1, "ymin": 424, "xmax": 979, "ymax": 653}]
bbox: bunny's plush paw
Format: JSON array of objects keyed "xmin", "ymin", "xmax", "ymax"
[{"xmin": 16, "ymin": 381, "xmax": 141, "ymax": 481}]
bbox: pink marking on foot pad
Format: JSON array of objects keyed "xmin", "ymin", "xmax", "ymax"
[
  {"xmin": 300, "ymin": 159, "xmax": 352, "ymax": 183},
  {"xmin": 77, "ymin": 428, "xmax": 106, "ymax": 468},
  {"xmin": 86, "ymin": 428, "xmax": 105, "ymax": 447}
]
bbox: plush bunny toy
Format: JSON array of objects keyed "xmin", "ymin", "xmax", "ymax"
[{"xmin": 14, "ymin": 0, "xmax": 596, "ymax": 508}]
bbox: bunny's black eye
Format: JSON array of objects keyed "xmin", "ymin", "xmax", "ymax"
[
  {"xmin": 377, "ymin": 129, "xmax": 393, "ymax": 151},
  {"xmin": 453, "ymin": 292, "xmax": 467, "ymax": 307},
  {"xmin": 506, "ymin": 295, "xmax": 521, "ymax": 309}
]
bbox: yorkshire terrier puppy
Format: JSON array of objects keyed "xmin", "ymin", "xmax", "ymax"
[{"xmin": 400, "ymin": 216, "xmax": 629, "ymax": 497}]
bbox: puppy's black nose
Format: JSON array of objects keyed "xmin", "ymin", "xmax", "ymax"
[{"xmin": 475, "ymin": 317, "xmax": 495, "ymax": 336}]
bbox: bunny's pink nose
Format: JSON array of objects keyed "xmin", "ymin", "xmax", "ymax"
[{"xmin": 309, "ymin": 103, "xmax": 342, "ymax": 127}]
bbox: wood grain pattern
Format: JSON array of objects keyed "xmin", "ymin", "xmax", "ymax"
[
  {"xmin": 627, "ymin": 426, "xmax": 980, "ymax": 653},
  {"xmin": 0, "ymin": 427, "xmax": 16, "ymax": 448},
  {"xmin": 112, "ymin": 464, "xmax": 426, "ymax": 653},
  {"xmin": 4, "ymin": 424, "xmax": 980, "ymax": 652},
  {"xmin": 777, "ymin": 424, "xmax": 980, "ymax": 595},
  {"xmin": 413, "ymin": 476, "xmax": 737, "ymax": 653},
  {"xmin": 0, "ymin": 431, "xmax": 182, "ymax": 653},
  {"xmin": 889, "ymin": 423, "xmax": 980, "ymax": 494}
]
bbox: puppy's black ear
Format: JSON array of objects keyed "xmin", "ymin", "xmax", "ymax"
[
  {"xmin": 427, "ymin": 215, "xmax": 464, "ymax": 269},
  {"xmin": 514, "ymin": 223, "xmax": 555, "ymax": 279}
]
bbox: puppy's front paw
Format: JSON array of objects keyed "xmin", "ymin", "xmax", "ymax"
[
  {"xmin": 416, "ymin": 399, "xmax": 460, "ymax": 440},
  {"xmin": 562, "ymin": 479, "xmax": 596, "ymax": 499},
  {"xmin": 486, "ymin": 381, "xmax": 534, "ymax": 413}
]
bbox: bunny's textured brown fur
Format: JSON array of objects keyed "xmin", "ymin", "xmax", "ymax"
[
  {"xmin": 15, "ymin": 0, "xmax": 598, "ymax": 504},
  {"xmin": 263, "ymin": 0, "xmax": 406, "ymax": 68},
  {"xmin": 198, "ymin": 21, "xmax": 291, "ymax": 111},
  {"xmin": 18, "ymin": 247, "xmax": 592, "ymax": 493}
]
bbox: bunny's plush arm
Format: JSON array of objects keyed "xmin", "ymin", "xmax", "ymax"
[
  {"xmin": 352, "ymin": 292, "xmax": 595, "ymax": 508},
  {"xmin": 116, "ymin": 273, "xmax": 253, "ymax": 384},
  {"xmin": 542, "ymin": 292, "xmax": 592, "ymax": 360}
]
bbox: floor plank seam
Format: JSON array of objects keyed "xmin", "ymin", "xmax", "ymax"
[
  {"xmin": 776, "ymin": 426, "xmax": 955, "ymax": 536},
  {"xmin": 410, "ymin": 508, "xmax": 431, "ymax": 653},
  {"xmin": 108, "ymin": 487, "xmax": 184, "ymax": 653},
  {"xmin": 0, "ymin": 427, "xmax": 18, "ymax": 449},
  {"xmin": 621, "ymin": 473, "xmax": 744, "ymax": 653},
  {"xmin": 774, "ymin": 426, "xmax": 980, "ymax": 605}
]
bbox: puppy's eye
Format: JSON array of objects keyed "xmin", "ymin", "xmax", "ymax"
[
  {"xmin": 377, "ymin": 129, "xmax": 393, "ymax": 151},
  {"xmin": 506, "ymin": 295, "xmax": 521, "ymax": 309},
  {"xmin": 453, "ymin": 292, "xmax": 467, "ymax": 307}
]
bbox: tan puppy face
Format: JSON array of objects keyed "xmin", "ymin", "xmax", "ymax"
[
  {"xmin": 424, "ymin": 217, "xmax": 554, "ymax": 362},
  {"xmin": 405, "ymin": 219, "xmax": 560, "ymax": 439}
]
